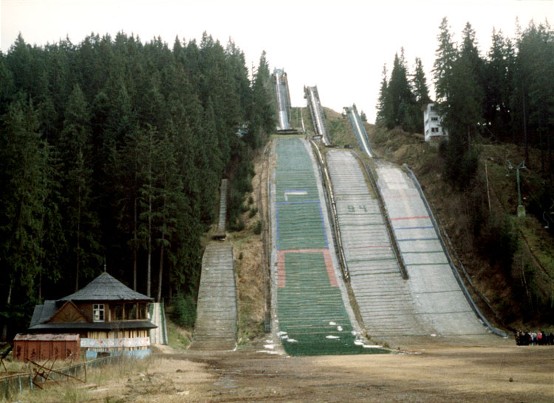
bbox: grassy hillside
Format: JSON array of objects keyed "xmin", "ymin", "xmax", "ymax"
[{"xmin": 323, "ymin": 111, "xmax": 553, "ymax": 332}]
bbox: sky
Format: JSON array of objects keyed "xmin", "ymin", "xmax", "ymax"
[{"xmin": 1, "ymin": 0, "xmax": 552, "ymax": 122}]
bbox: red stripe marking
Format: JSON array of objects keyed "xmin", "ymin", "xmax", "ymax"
[
  {"xmin": 322, "ymin": 250, "xmax": 338, "ymax": 287},
  {"xmin": 390, "ymin": 215, "xmax": 429, "ymax": 221},
  {"xmin": 277, "ymin": 249, "xmax": 338, "ymax": 288},
  {"xmin": 350, "ymin": 244, "xmax": 391, "ymax": 249}
]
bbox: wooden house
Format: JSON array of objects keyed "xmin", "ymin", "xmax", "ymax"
[{"xmin": 22, "ymin": 272, "xmax": 156, "ymax": 360}]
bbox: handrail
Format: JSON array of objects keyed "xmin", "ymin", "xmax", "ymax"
[{"xmin": 309, "ymin": 140, "xmax": 350, "ymax": 281}]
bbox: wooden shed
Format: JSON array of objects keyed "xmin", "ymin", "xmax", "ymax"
[{"xmin": 13, "ymin": 334, "xmax": 80, "ymax": 362}]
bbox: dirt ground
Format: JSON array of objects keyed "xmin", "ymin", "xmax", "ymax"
[
  {"xmin": 80, "ymin": 336, "xmax": 554, "ymax": 403},
  {"xmin": 108, "ymin": 138, "xmax": 548, "ymax": 403},
  {"xmin": 13, "ymin": 138, "xmax": 553, "ymax": 403}
]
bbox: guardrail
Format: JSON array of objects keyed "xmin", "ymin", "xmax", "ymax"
[
  {"xmin": 305, "ymin": 86, "xmax": 330, "ymax": 146},
  {"xmin": 345, "ymin": 106, "xmax": 372, "ymax": 157},
  {"xmin": 274, "ymin": 69, "xmax": 291, "ymax": 131},
  {"xmin": 309, "ymin": 140, "xmax": 350, "ymax": 281}
]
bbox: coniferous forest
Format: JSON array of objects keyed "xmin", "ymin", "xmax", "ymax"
[
  {"xmin": 0, "ymin": 32, "xmax": 276, "ymax": 340},
  {"xmin": 376, "ymin": 18, "xmax": 553, "ymax": 322},
  {"xmin": 376, "ymin": 18, "xmax": 553, "ymax": 189}
]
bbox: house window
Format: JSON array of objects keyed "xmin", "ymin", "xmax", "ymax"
[
  {"xmin": 93, "ymin": 304, "xmax": 105, "ymax": 322},
  {"xmin": 431, "ymin": 117, "xmax": 439, "ymax": 121},
  {"xmin": 113, "ymin": 304, "xmax": 123, "ymax": 320},
  {"xmin": 126, "ymin": 303, "xmax": 138, "ymax": 320}
]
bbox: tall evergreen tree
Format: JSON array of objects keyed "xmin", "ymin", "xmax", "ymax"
[
  {"xmin": 383, "ymin": 51, "xmax": 418, "ymax": 131},
  {"xmin": 433, "ymin": 17, "xmax": 457, "ymax": 105},
  {"xmin": 484, "ymin": 29, "xmax": 515, "ymax": 141},
  {"xmin": 439, "ymin": 23, "xmax": 484, "ymax": 189},
  {"xmin": 248, "ymin": 51, "xmax": 275, "ymax": 148},
  {"xmin": 412, "ymin": 57, "xmax": 432, "ymax": 109},
  {"xmin": 515, "ymin": 22, "xmax": 554, "ymax": 173},
  {"xmin": 0, "ymin": 98, "xmax": 51, "ymax": 338},
  {"xmin": 375, "ymin": 64, "xmax": 389, "ymax": 126},
  {"xmin": 59, "ymin": 84, "xmax": 102, "ymax": 290}
]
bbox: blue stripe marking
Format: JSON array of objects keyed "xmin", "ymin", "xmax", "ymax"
[
  {"xmin": 276, "ymin": 200, "xmax": 321, "ymax": 205},
  {"xmin": 394, "ymin": 225, "xmax": 434, "ymax": 230},
  {"xmin": 396, "ymin": 237, "xmax": 438, "ymax": 242}
]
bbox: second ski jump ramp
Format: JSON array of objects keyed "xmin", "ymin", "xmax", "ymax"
[{"xmin": 375, "ymin": 161, "xmax": 488, "ymax": 335}]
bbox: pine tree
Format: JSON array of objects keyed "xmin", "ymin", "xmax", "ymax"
[
  {"xmin": 412, "ymin": 57, "xmax": 431, "ymax": 109},
  {"xmin": 484, "ymin": 29, "xmax": 515, "ymax": 140},
  {"xmin": 153, "ymin": 132, "xmax": 185, "ymax": 302},
  {"xmin": 432, "ymin": 20, "xmax": 484, "ymax": 188},
  {"xmin": 375, "ymin": 64, "xmax": 389, "ymax": 126},
  {"xmin": 515, "ymin": 22, "xmax": 554, "ymax": 173},
  {"xmin": 384, "ymin": 51, "xmax": 417, "ymax": 131},
  {"xmin": 433, "ymin": 17, "xmax": 457, "ymax": 105},
  {"xmin": 0, "ymin": 98, "xmax": 51, "ymax": 338},
  {"xmin": 248, "ymin": 51, "xmax": 276, "ymax": 148},
  {"xmin": 59, "ymin": 84, "xmax": 102, "ymax": 290}
]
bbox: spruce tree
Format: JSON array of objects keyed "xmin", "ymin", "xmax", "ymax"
[
  {"xmin": 0, "ymin": 98, "xmax": 51, "ymax": 338},
  {"xmin": 59, "ymin": 84, "xmax": 102, "ymax": 290},
  {"xmin": 433, "ymin": 17, "xmax": 457, "ymax": 105},
  {"xmin": 412, "ymin": 58, "xmax": 431, "ymax": 108}
]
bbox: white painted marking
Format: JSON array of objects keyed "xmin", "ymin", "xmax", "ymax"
[{"xmin": 284, "ymin": 190, "xmax": 308, "ymax": 201}]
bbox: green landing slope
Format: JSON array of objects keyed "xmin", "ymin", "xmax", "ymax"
[{"xmin": 273, "ymin": 138, "xmax": 386, "ymax": 355}]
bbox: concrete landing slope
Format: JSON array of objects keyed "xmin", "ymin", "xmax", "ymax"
[
  {"xmin": 326, "ymin": 150, "xmax": 431, "ymax": 336},
  {"xmin": 375, "ymin": 161, "xmax": 487, "ymax": 336},
  {"xmin": 191, "ymin": 242, "xmax": 237, "ymax": 350}
]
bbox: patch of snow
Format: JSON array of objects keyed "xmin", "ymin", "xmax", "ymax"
[{"xmin": 256, "ymin": 350, "xmax": 280, "ymax": 355}]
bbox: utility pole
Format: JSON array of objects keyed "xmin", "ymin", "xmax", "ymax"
[{"xmin": 508, "ymin": 160, "xmax": 526, "ymax": 217}]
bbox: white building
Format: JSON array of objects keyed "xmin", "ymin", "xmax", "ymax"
[{"xmin": 423, "ymin": 103, "xmax": 447, "ymax": 142}]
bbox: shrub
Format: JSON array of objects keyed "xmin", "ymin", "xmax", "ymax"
[
  {"xmin": 477, "ymin": 214, "xmax": 517, "ymax": 274},
  {"xmin": 254, "ymin": 220, "xmax": 262, "ymax": 235},
  {"xmin": 229, "ymin": 217, "xmax": 245, "ymax": 232},
  {"xmin": 171, "ymin": 293, "xmax": 196, "ymax": 328}
]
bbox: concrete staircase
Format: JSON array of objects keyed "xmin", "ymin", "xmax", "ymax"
[{"xmin": 190, "ymin": 242, "xmax": 237, "ymax": 350}]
